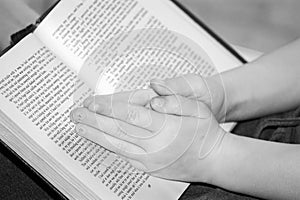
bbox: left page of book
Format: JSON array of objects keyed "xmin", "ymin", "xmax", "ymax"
[{"xmin": 0, "ymin": 34, "xmax": 187, "ymax": 200}]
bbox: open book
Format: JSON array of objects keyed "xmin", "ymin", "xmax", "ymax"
[{"xmin": 0, "ymin": 0, "xmax": 244, "ymax": 199}]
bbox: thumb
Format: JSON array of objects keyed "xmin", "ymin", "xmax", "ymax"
[
  {"xmin": 150, "ymin": 74, "xmax": 207, "ymax": 97},
  {"xmin": 150, "ymin": 95, "xmax": 211, "ymax": 119}
]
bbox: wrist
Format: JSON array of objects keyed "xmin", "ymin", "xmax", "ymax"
[
  {"xmin": 208, "ymin": 131, "xmax": 298, "ymax": 200},
  {"xmin": 205, "ymin": 75, "xmax": 227, "ymax": 122},
  {"xmin": 209, "ymin": 132, "xmax": 266, "ymax": 192},
  {"xmin": 210, "ymin": 68, "xmax": 252, "ymax": 122},
  {"xmin": 208, "ymin": 132, "xmax": 242, "ymax": 188},
  {"xmin": 198, "ymin": 127, "xmax": 228, "ymax": 185}
]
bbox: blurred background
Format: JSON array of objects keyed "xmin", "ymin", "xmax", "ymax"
[
  {"xmin": 180, "ymin": 0, "xmax": 300, "ymax": 53},
  {"xmin": 1, "ymin": 0, "xmax": 300, "ymax": 53}
]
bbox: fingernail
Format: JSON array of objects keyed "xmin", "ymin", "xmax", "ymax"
[
  {"xmin": 72, "ymin": 109, "xmax": 86, "ymax": 122},
  {"xmin": 75, "ymin": 125, "xmax": 86, "ymax": 135},
  {"xmin": 70, "ymin": 110, "xmax": 76, "ymax": 123},
  {"xmin": 83, "ymin": 96, "xmax": 94, "ymax": 107},
  {"xmin": 150, "ymin": 78, "xmax": 164, "ymax": 86},
  {"xmin": 88, "ymin": 103, "xmax": 101, "ymax": 112},
  {"xmin": 151, "ymin": 97, "xmax": 165, "ymax": 107}
]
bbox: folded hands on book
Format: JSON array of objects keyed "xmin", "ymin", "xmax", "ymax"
[{"xmin": 70, "ymin": 73, "xmax": 227, "ymax": 183}]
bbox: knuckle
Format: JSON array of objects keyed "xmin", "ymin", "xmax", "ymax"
[
  {"xmin": 94, "ymin": 95, "xmax": 106, "ymax": 104},
  {"xmin": 193, "ymin": 76, "xmax": 207, "ymax": 95},
  {"xmin": 168, "ymin": 95, "xmax": 182, "ymax": 113},
  {"xmin": 126, "ymin": 107, "xmax": 140, "ymax": 124},
  {"xmin": 72, "ymin": 107, "xmax": 88, "ymax": 122},
  {"xmin": 94, "ymin": 116, "xmax": 103, "ymax": 129},
  {"xmin": 116, "ymin": 142, "xmax": 127, "ymax": 153},
  {"xmin": 115, "ymin": 127, "xmax": 127, "ymax": 139},
  {"xmin": 186, "ymin": 73, "xmax": 197, "ymax": 79},
  {"xmin": 173, "ymin": 100, "xmax": 182, "ymax": 114},
  {"xmin": 111, "ymin": 102, "xmax": 123, "ymax": 118},
  {"xmin": 104, "ymin": 104, "xmax": 113, "ymax": 116}
]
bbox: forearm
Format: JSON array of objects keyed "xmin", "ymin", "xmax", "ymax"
[
  {"xmin": 212, "ymin": 133, "xmax": 300, "ymax": 200},
  {"xmin": 219, "ymin": 38, "xmax": 300, "ymax": 121}
]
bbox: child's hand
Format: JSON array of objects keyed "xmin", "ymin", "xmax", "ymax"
[
  {"xmin": 150, "ymin": 74, "xmax": 228, "ymax": 122},
  {"xmin": 70, "ymin": 92, "xmax": 226, "ymax": 183}
]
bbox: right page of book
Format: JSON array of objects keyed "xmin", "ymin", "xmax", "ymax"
[{"xmin": 34, "ymin": 0, "xmax": 243, "ymax": 94}]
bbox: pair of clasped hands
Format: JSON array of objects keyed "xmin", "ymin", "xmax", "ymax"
[{"xmin": 70, "ymin": 74, "xmax": 227, "ymax": 183}]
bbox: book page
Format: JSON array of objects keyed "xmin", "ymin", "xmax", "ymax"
[
  {"xmin": 0, "ymin": 34, "xmax": 186, "ymax": 200},
  {"xmin": 34, "ymin": 0, "xmax": 243, "ymax": 94},
  {"xmin": 30, "ymin": 0, "xmax": 243, "ymax": 198}
]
